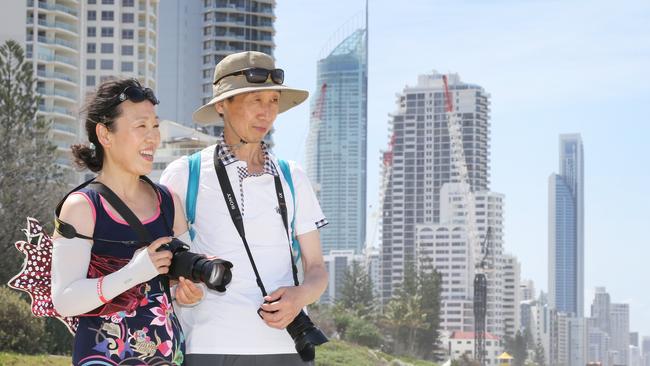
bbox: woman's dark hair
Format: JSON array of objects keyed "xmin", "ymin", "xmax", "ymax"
[{"xmin": 71, "ymin": 78, "xmax": 143, "ymax": 172}]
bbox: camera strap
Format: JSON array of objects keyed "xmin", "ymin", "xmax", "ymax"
[
  {"xmin": 83, "ymin": 177, "xmax": 173, "ymax": 302},
  {"xmin": 213, "ymin": 149, "xmax": 299, "ymax": 299}
]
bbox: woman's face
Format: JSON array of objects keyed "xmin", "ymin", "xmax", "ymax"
[
  {"xmin": 100, "ymin": 99, "xmax": 160, "ymax": 176},
  {"xmin": 217, "ymin": 90, "xmax": 280, "ymax": 143}
]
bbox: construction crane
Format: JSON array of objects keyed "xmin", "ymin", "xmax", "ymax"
[
  {"xmin": 369, "ymin": 132, "xmax": 396, "ymax": 248},
  {"xmin": 312, "ymin": 83, "xmax": 328, "ymax": 121},
  {"xmin": 442, "ymin": 75, "xmax": 491, "ymax": 366}
]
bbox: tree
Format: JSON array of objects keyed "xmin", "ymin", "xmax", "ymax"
[
  {"xmin": 504, "ymin": 330, "xmax": 528, "ymax": 366},
  {"xmin": 0, "ymin": 285, "xmax": 46, "ymax": 353},
  {"xmin": 0, "ymin": 40, "xmax": 66, "ymax": 284},
  {"xmin": 337, "ymin": 261, "xmax": 376, "ymax": 318},
  {"xmin": 380, "ymin": 262, "xmax": 441, "ymax": 359},
  {"xmin": 532, "ymin": 342, "xmax": 545, "ymax": 366},
  {"xmin": 416, "ymin": 259, "xmax": 442, "ymax": 359}
]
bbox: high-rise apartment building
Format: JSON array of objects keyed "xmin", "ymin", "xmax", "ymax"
[
  {"xmin": 610, "ymin": 303, "xmax": 630, "ymax": 366},
  {"xmin": 305, "ymin": 23, "xmax": 367, "ymax": 255},
  {"xmin": 642, "ymin": 336, "xmax": 650, "ymax": 366},
  {"xmin": 548, "ymin": 134, "xmax": 584, "ymax": 317},
  {"xmin": 591, "ymin": 287, "xmax": 611, "ymax": 335},
  {"xmin": 24, "ymin": 0, "xmax": 82, "ymax": 178},
  {"xmin": 415, "ymin": 183, "xmax": 504, "ymax": 338},
  {"xmin": 1, "ymin": 0, "xmax": 159, "ymax": 182},
  {"xmin": 381, "ymin": 71, "xmax": 490, "ymax": 302},
  {"xmin": 520, "ymin": 279, "xmax": 536, "ymax": 302},
  {"xmin": 587, "ymin": 317, "xmax": 611, "ymax": 366},
  {"xmin": 83, "ymin": 0, "xmax": 158, "ymax": 93},
  {"xmin": 158, "ymin": 0, "xmax": 276, "ymax": 126},
  {"xmin": 503, "ymin": 254, "xmax": 521, "ymax": 338}
]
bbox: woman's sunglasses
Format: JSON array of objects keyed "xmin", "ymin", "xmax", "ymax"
[
  {"xmin": 213, "ymin": 68, "xmax": 284, "ymax": 86},
  {"xmin": 113, "ymin": 86, "xmax": 160, "ymax": 107}
]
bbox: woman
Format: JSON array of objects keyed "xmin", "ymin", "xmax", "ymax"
[{"xmin": 51, "ymin": 78, "xmax": 202, "ymax": 365}]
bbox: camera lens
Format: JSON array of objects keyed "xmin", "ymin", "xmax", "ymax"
[
  {"xmin": 285, "ymin": 310, "xmax": 328, "ymax": 361},
  {"xmin": 164, "ymin": 239, "xmax": 233, "ymax": 292}
]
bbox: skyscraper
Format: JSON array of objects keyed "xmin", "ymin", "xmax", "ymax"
[
  {"xmin": 0, "ymin": 0, "xmax": 160, "ymax": 183},
  {"xmin": 82, "ymin": 0, "xmax": 159, "ymax": 92},
  {"xmin": 591, "ymin": 287, "xmax": 611, "ymax": 334},
  {"xmin": 610, "ymin": 303, "xmax": 630, "ymax": 366},
  {"xmin": 503, "ymin": 254, "xmax": 521, "ymax": 338},
  {"xmin": 23, "ymin": 0, "xmax": 82, "ymax": 181},
  {"xmin": 642, "ymin": 336, "xmax": 650, "ymax": 366},
  {"xmin": 380, "ymin": 72, "xmax": 490, "ymax": 302},
  {"xmin": 548, "ymin": 134, "xmax": 584, "ymax": 316},
  {"xmin": 158, "ymin": 0, "xmax": 276, "ymax": 126},
  {"xmin": 305, "ymin": 18, "xmax": 367, "ymax": 255}
]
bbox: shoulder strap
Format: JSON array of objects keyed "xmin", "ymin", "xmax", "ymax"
[
  {"xmin": 186, "ymin": 151, "xmax": 202, "ymax": 240},
  {"xmin": 277, "ymin": 159, "xmax": 301, "ymax": 262},
  {"xmin": 88, "ymin": 181, "xmax": 154, "ymax": 243}
]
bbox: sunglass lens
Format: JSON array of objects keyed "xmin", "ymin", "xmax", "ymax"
[
  {"xmin": 124, "ymin": 87, "xmax": 146, "ymax": 102},
  {"xmin": 271, "ymin": 69, "xmax": 284, "ymax": 84},
  {"xmin": 246, "ymin": 68, "xmax": 271, "ymax": 83}
]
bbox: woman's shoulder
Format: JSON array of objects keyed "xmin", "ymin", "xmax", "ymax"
[{"xmin": 57, "ymin": 191, "xmax": 96, "ymax": 238}]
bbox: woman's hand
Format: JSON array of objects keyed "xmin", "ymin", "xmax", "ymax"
[{"xmin": 146, "ymin": 237, "xmax": 173, "ymax": 275}]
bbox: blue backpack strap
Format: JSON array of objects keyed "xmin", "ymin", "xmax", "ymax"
[
  {"xmin": 278, "ymin": 159, "xmax": 300, "ymax": 262},
  {"xmin": 186, "ymin": 152, "xmax": 202, "ymax": 241}
]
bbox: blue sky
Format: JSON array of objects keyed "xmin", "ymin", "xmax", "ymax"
[{"xmin": 270, "ymin": 0, "xmax": 650, "ymax": 335}]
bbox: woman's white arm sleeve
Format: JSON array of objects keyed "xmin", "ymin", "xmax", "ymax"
[{"xmin": 51, "ymin": 237, "xmax": 159, "ymax": 317}]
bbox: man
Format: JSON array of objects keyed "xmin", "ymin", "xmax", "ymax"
[{"xmin": 160, "ymin": 51, "xmax": 329, "ymax": 366}]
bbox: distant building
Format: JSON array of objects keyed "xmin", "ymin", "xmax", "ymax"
[
  {"xmin": 157, "ymin": 0, "xmax": 276, "ymax": 127},
  {"xmin": 380, "ymin": 71, "xmax": 491, "ymax": 304},
  {"xmin": 320, "ymin": 250, "xmax": 365, "ymax": 304},
  {"xmin": 503, "ymin": 254, "xmax": 521, "ymax": 338},
  {"xmin": 305, "ymin": 21, "xmax": 368, "ymax": 255},
  {"xmin": 416, "ymin": 183, "xmax": 505, "ymax": 338},
  {"xmin": 441, "ymin": 330, "xmax": 502, "ymax": 366},
  {"xmin": 548, "ymin": 134, "xmax": 584, "ymax": 316},
  {"xmin": 150, "ymin": 119, "xmax": 218, "ymax": 181}
]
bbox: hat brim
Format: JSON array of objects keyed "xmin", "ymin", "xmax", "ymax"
[{"xmin": 192, "ymin": 84, "xmax": 309, "ymax": 126}]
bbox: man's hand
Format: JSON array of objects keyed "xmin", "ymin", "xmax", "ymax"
[
  {"xmin": 175, "ymin": 276, "xmax": 204, "ymax": 305},
  {"xmin": 259, "ymin": 286, "xmax": 306, "ymax": 329}
]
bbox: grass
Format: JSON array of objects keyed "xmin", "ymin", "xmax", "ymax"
[
  {"xmin": 1, "ymin": 340, "xmax": 438, "ymax": 366},
  {"xmin": 0, "ymin": 352, "xmax": 71, "ymax": 366},
  {"xmin": 317, "ymin": 339, "xmax": 438, "ymax": 366}
]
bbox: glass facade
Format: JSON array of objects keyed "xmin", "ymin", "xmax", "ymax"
[
  {"xmin": 305, "ymin": 28, "xmax": 368, "ymax": 255},
  {"xmin": 549, "ymin": 134, "xmax": 584, "ymax": 317}
]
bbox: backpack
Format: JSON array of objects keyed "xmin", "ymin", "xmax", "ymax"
[{"xmin": 185, "ymin": 152, "xmax": 301, "ymax": 262}]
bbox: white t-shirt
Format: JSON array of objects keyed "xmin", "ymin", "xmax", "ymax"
[{"xmin": 160, "ymin": 144, "xmax": 327, "ymax": 355}]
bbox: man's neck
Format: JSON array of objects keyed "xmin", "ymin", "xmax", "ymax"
[{"xmin": 223, "ymin": 130, "xmax": 264, "ymax": 168}]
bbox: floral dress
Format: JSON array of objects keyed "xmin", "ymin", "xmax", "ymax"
[{"xmin": 71, "ymin": 185, "xmax": 185, "ymax": 366}]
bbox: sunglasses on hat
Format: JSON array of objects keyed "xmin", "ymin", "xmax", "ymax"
[
  {"xmin": 112, "ymin": 86, "xmax": 159, "ymax": 107},
  {"xmin": 213, "ymin": 68, "xmax": 284, "ymax": 86}
]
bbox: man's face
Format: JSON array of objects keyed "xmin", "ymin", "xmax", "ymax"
[{"xmin": 216, "ymin": 90, "xmax": 280, "ymax": 143}]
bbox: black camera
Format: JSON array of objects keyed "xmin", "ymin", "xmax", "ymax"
[
  {"xmin": 157, "ymin": 238, "xmax": 233, "ymax": 292},
  {"xmin": 286, "ymin": 310, "xmax": 329, "ymax": 361},
  {"xmin": 258, "ymin": 301, "xmax": 328, "ymax": 361}
]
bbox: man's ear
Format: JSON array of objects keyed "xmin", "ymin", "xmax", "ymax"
[{"xmin": 214, "ymin": 101, "xmax": 225, "ymax": 115}]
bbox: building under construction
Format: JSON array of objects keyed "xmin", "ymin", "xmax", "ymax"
[{"xmin": 380, "ymin": 72, "xmax": 523, "ymax": 363}]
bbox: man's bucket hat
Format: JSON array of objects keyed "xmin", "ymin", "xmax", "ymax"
[{"xmin": 192, "ymin": 51, "xmax": 309, "ymax": 125}]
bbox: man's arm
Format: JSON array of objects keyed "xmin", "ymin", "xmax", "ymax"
[{"xmin": 259, "ymin": 229, "xmax": 328, "ymax": 329}]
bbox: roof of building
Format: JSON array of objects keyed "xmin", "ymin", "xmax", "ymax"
[{"xmin": 450, "ymin": 331, "xmax": 499, "ymax": 341}]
